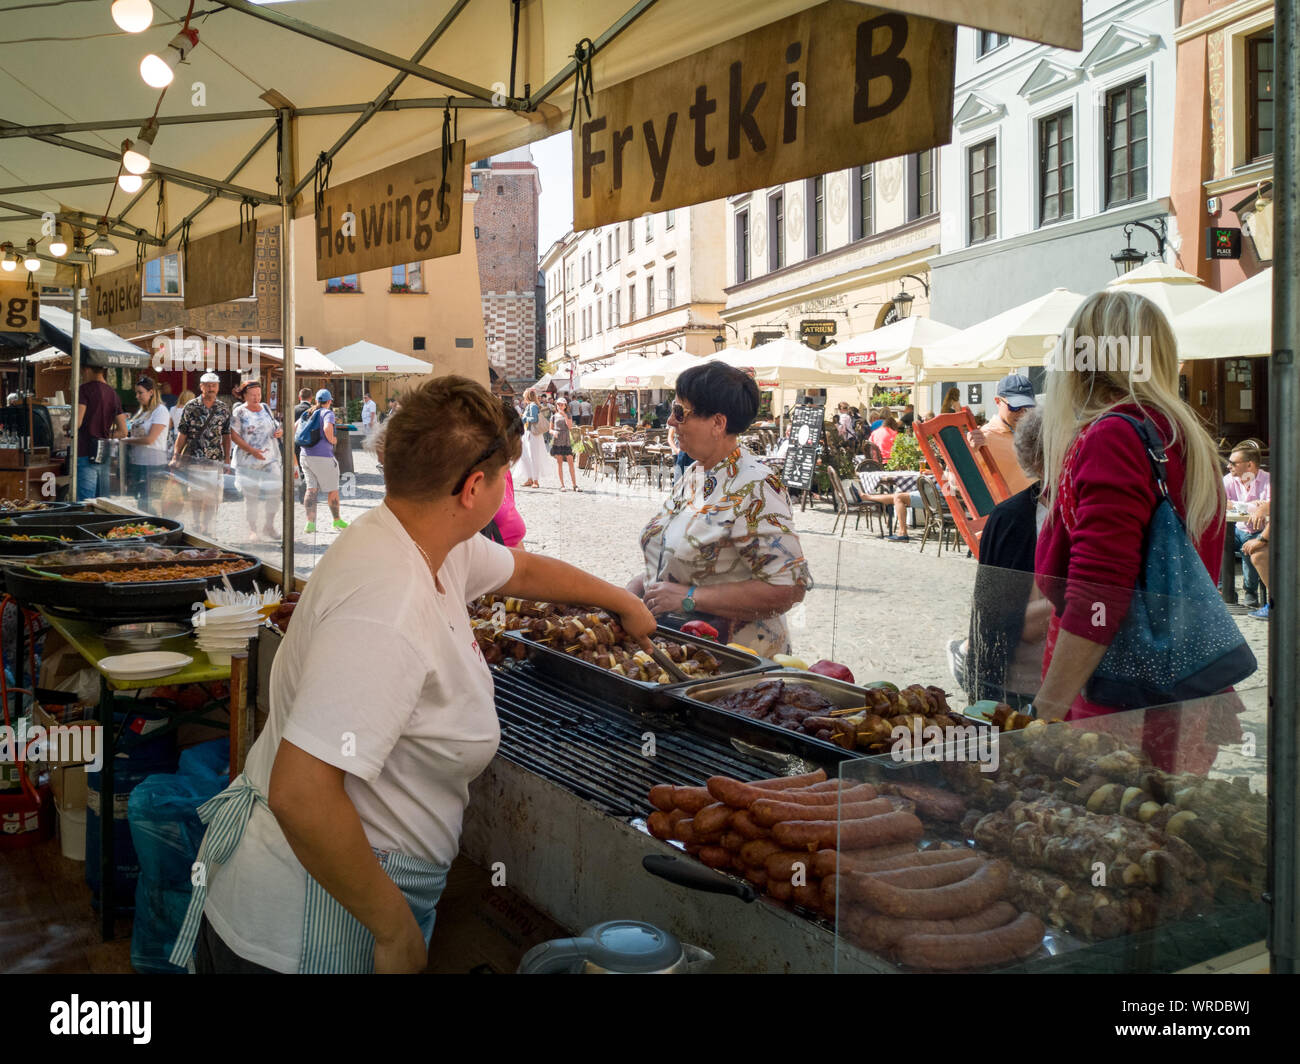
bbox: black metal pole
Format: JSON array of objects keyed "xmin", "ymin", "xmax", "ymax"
[{"xmin": 1268, "ymin": 0, "xmax": 1299, "ymax": 975}]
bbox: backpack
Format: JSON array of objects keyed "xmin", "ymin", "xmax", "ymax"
[{"xmin": 295, "ymin": 408, "xmax": 323, "ymax": 449}]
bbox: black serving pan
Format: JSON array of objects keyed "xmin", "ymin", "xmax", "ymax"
[
  {"xmin": 502, "ymin": 625, "xmax": 776, "ymax": 693},
  {"xmin": 0, "ymin": 524, "xmax": 104, "ymax": 556},
  {"xmin": 0, "ymin": 501, "xmax": 86, "ymax": 516},
  {"xmin": 2, "ymin": 510, "xmax": 110, "ymax": 527},
  {"xmin": 75, "ymin": 516, "xmax": 184, "ymax": 545},
  {"xmin": 2, "ymin": 551, "xmax": 262, "ymax": 623}
]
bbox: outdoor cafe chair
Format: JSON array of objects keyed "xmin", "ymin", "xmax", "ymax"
[{"xmin": 917, "ymin": 476, "xmax": 959, "ymax": 556}]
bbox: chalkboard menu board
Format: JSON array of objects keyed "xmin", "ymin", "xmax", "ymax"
[{"xmin": 782, "ymin": 404, "xmax": 825, "ymax": 494}]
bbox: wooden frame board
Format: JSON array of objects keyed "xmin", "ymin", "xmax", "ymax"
[
  {"xmin": 854, "ymin": 1, "xmax": 1082, "ymax": 50},
  {"xmin": 183, "ymin": 222, "xmax": 257, "ymax": 309},
  {"xmin": 87, "ymin": 263, "xmax": 141, "ymax": 329}
]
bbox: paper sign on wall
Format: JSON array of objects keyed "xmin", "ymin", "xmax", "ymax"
[
  {"xmin": 315, "ymin": 139, "xmax": 465, "ymax": 280},
  {"xmin": 89, "ymin": 263, "xmax": 142, "ymax": 328},
  {"xmin": 0, "ymin": 281, "xmax": 41, "ymax": 332},
  {"xmin": 573, "ymin": 1, "xmax": 956, "ymax": 230},
  {"xmin": 183, "ymin": 222, "xmax": 257, "ymax": 308}
]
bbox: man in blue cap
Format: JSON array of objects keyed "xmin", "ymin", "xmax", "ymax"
[
  {"xmin": 967, "ymin": 373, "xmax": 1037, "ymax": 495},
  {"xmin": 297, "ymin": 388, "xmax": 348, "ymax": 534}
]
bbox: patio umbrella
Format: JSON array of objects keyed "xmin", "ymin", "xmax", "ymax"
[
  {"xmin": 1107, "ymin": 261, "xmax": 1217, "ymax": 323},
  {"xmin": 579, "ymin": 355, "xmax": 663, "ymax": 390},
  {"xmin": 824, "ymin": 316, "xmax": 959, "ymax": 408},
  {"xmin": 919, "ymin": 288, "xmax": 1087, "ymax": 383},
  {"xmin": 325, "ymin": 340, "xmax": 432, "ymax": 408},
  {"xmin": 1173, "ymin": 268, "xmax": 1273, "ymax": 361},
  {"xmin": 714, "ymin": 338, "xmax": 863, "ymax": 387}
]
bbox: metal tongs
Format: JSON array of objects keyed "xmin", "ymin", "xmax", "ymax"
[{"xmin": 640, "ymin": 638, "xmax": 690, "ymax": 683}]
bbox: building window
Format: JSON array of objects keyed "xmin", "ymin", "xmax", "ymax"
[
  {"xmin": 1248, "ymin": 31, "xmax": 1274, "ymax": 161},
  {"xmin": 977, "ymin": 31, "xmax": 1009, "ymax": 56},
  {"xmin": 909, "ymin": 151, "xmax": 935, "ymax": 220},
  {"xmin": 1038, "ymin": 109, "xmax": 1074, "ymax": 225},
  {"xmin": 1104, "ymin": 78, "xmax": 1149, "ymax": 207},
  {"xmin": 144, "ymin": 253, "xmax": 182, "ymax": 296},
  {"xmin": 325, "ymin": 273, "xmax": 359, "ymax": 293},
  {"xmin": 629, "ymin": 285, "xmax": 637, "ymax": 320},
  {"xmin": 628, "ymin": 220, "xmax": 635, "ymax": 251},
  {"xmin": 474, "ymin": 225, "xmax": 480, "ymax": 239},
  {"xmin": 597, "ymin": 303, "xmax": 602, "ymax": 333},
  {"xmin": 853, "ymin": 166, "xmax": 873, "ymax": 240},
  {"xmin": 496, "ymin": 184, "xmax": 504, "ymax": 196},
  {"xmin": 768, "ymin": 192, "xmax": 784, "ymax": 271},
  {"xmin": 666, "ymin": 266, "xmax": 676, "ymax": 309},
  {"xmin": 609, "ymin": 292, "xmax": 617, "ymax": 327},
  {"xmin": 390, "ymin": 262, "xmax": 424, "ymax": 292},
  {"xmin": 645, "ymin": 215, "xmax": 654, "ymax": 242},
  {"xmin": 646, "ymin": 276, "xmax": 655, "ymax": 316},
  {"xmin": 735, "ymin": 209, "xmax": 750, "ymax": 283},
  {"xmin": 665, "ymin": 209, "xmax": 676, "ymax": 230},
  {"xmin": 596, "ymin": 244, "xmax": 602, "ymax": 274},
  {"xmin": 808, "ymin": 176, "xmax": 825, "ymax": 256},
  {"xmin": 413, "ymin": 336, "xmax": 426, "ymax": 350},
  {"xmin": 613, "ymin": 230, "xmax": 620, "ymax": 261},
  {"xmin": 968, "ymin": 139, "xmax": 997, "ymax": 244}
]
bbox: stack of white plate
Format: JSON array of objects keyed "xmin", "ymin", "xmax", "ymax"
[
  {"xmin": 99, "ymin": 651, "xmax": 194, "ymax": 682},
  {"xmin": 193, "ymin": 604, "xmax": 262, "ymax": 665}
]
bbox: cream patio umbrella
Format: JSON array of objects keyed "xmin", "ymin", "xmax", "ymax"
[
  {"xmin": 1173, "ymin": 268, "xmax": 1273, "ymax": 361},
  {"xmin": 823, "ymin": 316, "xmax": 959, "ymax": 409},
  {"xmin": 1107, "ymin": 261, "xmax": 1217, "ymax": 323},
  {"xmin": 919, "ymin": 288, "xmax": 1087, "ymax": 383}
]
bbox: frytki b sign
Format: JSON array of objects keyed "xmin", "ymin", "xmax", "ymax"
[{"xmin": 573, "ymin": 0, "xmax": 955, "ymax": 230}]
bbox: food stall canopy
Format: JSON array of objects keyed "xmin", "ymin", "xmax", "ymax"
[
  {"xmin": 0, "ymin": 305, "xmax": 152, "ymax": 368},
  {"xmin": 918, "ymin": 287, "xmax": 1086, "ymax": 383},
  {"xmin": 1107, "ymin": 261, "xmax": 1217, "ymax": 324},
  {"xmin": 533, "ymin": 372, "xmax": 578, "ymax": 393},
  {"xmin": 1173, "ymin": 268, "xmax": 1272, "ymax": 361},
  {"xmin": 323, "ymin": 341, "xmax": 432, "ymax": 376},
  {"xmin": 249, "ymin": 344, "xmax": 341, "ymax": 375}
]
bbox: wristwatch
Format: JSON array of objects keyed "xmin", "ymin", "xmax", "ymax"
[{"xmin": 682, "ymin": 586, "xmax": 697, "ymax": 613}]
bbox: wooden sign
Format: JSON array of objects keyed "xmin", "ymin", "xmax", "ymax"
[
  {"xmin": 573, "ymin": 1, "xmax": 955, "ymax": 230},
  {"xmin": 183, "ymin": 222, "xmax": 257, "ymax": 308},
  {"xmin": 89, "ymin": 263, "xmax": 142, "ymax": 328},
  {"xmin": 0, "ymin": 281, "xmax": 40, "ymax": 332},
  {"xmin": 853, "ymin": 1, "xmax": 1082, "ymax": 50},
  {"xmin": 315, "ymin": 139, "xmax": 465, "ymax": 280}
]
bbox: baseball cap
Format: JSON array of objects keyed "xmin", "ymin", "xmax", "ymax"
[
  {"xmin": 199, "ymin": 371, "xmax": 220, "ymax": 384},
  {"xmin": 996, "ymin": 373, "xmax": 1036, "ymax": 409},
  {"xmin": 315, "ymin": 388, "xmax": 332, "ymax": 403}
]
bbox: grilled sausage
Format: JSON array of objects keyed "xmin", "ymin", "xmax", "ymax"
[
  {"xmin": 739, "ymin": 839, "xmax": 784, "ymax": 868},
  {"xmin": 751, "ymin": 796, "xmax": 893, "ymax": 828},
  {"xmin": 811, "ymin": 845, "xmax": 968, "ymax": 878},
  {"xmin": 894, "ymin": 912, "xmax": 1046, "ymax": 970},
  {"xmin": 697, "ymin": 846, "xmax": 733, "ymax": 870},
  {"xmin": 792, "ymin": 882, "xmax": 824, "ymax": 912},
  {"xmin": 857, "ymin": 856, "xmax": 982, "ymax": 891},
  {"xmin": 670, "ymin": 786, "xmax": 716, "ymax": 813},
  {"xmin": 852, "ymin": 861, "xmax": 1009, "ymax": 920},
  {"xmin": 694, "ymin": 802, "xmax": 735, "ymax": 836},
  {"xmin": 773, "ymin": 811, "xmax": 924, "ymax": 852},
  {"xmin": 649, "ymin": 785, "xmax": 677, "ymax": 812},
  {"xmin": 752, "ymin": 769, "xmax": 828, "ymax": 790},
  {"xmin": 764, "ymin": 850, "xmax": 819, "ymax": 883},
  {"xmin": 732, "ymin": 810, "xmax": 769, "ymax": 841},
  {"xmin": 720, "ymin": 831, "xmax": 745, "ymax": 852},
  {"xmin": 852, "ymin": 902, "xmax": 1020, "ymax": 951},
  {"xmin": 767, "ymin": 878, "xmax": 794, "ymax": 902},
  {"xmin": 646, "ymin": 811, "xmax": 674, "ymax": 839},
  {"xmin": 706, "ymin": 773, "xmax": 833, "ymax": 808},
  {"xmin": 743, "ymin": 867, "xmax": 769, "ymax": 890}
]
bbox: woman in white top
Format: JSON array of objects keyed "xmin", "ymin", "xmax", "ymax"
[
  {"xmin": 121, "ymin": 375, "xmax": 171, "ymax": 511},
  {"xmin": 170, "ymin": 376, "xmax": 656, "ymax": 974},
  {"xmin": 170, "ymin": 388, "xmax": 194, "ymax": 438},
  {"xmin": 229, "ymin": 379, "xmax": 283, "ymax": 542}
]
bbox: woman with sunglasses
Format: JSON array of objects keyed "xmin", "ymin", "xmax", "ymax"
[
  {"xmin": 171, "ymin": 376, "xmax": 655, "ymax": 974},
  {"xmin": 121, "ymin": 375, "xmax": 171, "ymax": 510},
  {"xmin": 550, "ymin": 397, "xmax": 580, "ymax": 491},
  {"xmin": 632, "ymin": 362, "xmax": 813, "ymax": 657}
]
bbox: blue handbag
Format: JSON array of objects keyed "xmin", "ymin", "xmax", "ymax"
[{"xmin": 1084, "ymin": 413, "xmax": 1257, "ymax": 708}]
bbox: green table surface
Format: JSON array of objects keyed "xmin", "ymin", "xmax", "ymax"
[{"xmin": 41, "ymin": 612, "xmax": 233, "ymax": 691}]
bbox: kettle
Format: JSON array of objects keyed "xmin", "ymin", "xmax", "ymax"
[{"xmin": 517, "ymin": 920, "xmax": 714, "ymax": 974}]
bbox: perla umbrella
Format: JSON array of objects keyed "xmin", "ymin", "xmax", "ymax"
[
  {"xmin": 1173, "ymin": 268, "xmax": 1273, "ymax": 361},
  {"xmin": 714, "ymin": 338, "xmax": 863, "ymax": 387},
  {"xmin": 1107, "ymin": 261, "xmax": 1217, "ymax": 323},
  {"xmin": 824, "ymin": 316, "xmax": 959, "ymax": 407}
]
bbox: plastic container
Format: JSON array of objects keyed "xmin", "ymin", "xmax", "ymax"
[{"xmin": 58, "ymin": 803, "xmax": 86, "ymax": 861}]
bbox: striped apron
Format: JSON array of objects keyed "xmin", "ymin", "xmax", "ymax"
[{"xmin": 169, "ymin": 774, "xmax": 448, "ymax": 974}]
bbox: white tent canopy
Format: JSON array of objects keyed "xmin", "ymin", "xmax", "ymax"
[
  {"xmin": 579, "ymin": 354, "xmax": 664, "ymax": 390},
  {"xmin": 714, "ymin": 338, "xmax": 863, "ymax": 387},
  {"xmin": 1107, "ymin": 261, "xmax": 1217, "ymax": 323},
  {"xmin": 249, "ymin": 344, "xmax": 340, "ymax": 375},
  {"xmin": 324, "ymin": 341, "xmax": 431, "ymax": 375},
  {"xmin": 1173, "ymin": 268, "xmax": 1272, "ymax": 361},
  {"xmin": 824, "ymin": 316, "xmax": 958, "ymax": 375},
  {"xmin": 919, "ymin": 288, "xmax": 1087, "ymax": 383}
]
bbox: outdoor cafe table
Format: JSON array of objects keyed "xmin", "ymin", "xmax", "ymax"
[
  {"xmin": 35, "ymin": 613, "xmax": 245, "ymax": 941},
  {"xmin": 1222, "ymin": 510, "xmax": 1250, "ymax": 605},
  {"xmin": 858, "ymin": 470, "xmax": 929, "ymax": 495}
]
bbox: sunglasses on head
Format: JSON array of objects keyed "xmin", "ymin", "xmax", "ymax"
[{"xmin": 450, "ymin": 436, "xmax": 506, "ymax": 496}]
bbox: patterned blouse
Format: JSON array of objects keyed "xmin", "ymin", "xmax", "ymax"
[{"xmin": 640, "ymin": 446, "xmax": 813, "ymax": 657}]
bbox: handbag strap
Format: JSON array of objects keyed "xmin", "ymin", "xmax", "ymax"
[{"xmin": 1095, "ymin": 412, "xmax": 1170, "ymax": 500}]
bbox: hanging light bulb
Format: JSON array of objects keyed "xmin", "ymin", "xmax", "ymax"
[
  {"xmin": 122, "ymin": 121, "xmax": 158, "ymax": 175},
  {"xmin": 49, "ymin": 231, "xmax": 68, "ymax": 257},
  {"xmin": 140, "ymin": 28, "xmax": 199, "ymax": 89},
  {"xmin": 118, "ymin": 172, "xmax": 144, "ymax": 194},
  {"xmin": 111, "ymin": 0, "xmax": 154, "ymax": 33},
  {"xmin": 88, "ymin": 223, "xmax": 119, "ymax": 257},
  {"xmin": 0, "ymin": 243, "xmax": 15, "ymax": 272},
  {"xmin": 65, "ymin": 233, "xmax": 91, "ymax": 264},
  {"xmin": 23, "ymin": 240, "xmax": 41, "ymax": 272}
]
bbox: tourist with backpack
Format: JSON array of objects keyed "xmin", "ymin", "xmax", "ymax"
[{"xmin": 296, "ymin": 389, "xmax": 348, "ymax": 535}]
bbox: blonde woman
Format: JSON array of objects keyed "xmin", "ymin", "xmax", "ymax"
[
  {"xmin": 940, "ymin": 387, "xmax": 961, "ymax": 415},
  {"xmin": 121, "ymin": 375, "xmax": 171, "ymax": 510},
  {"xmin": 1033, "ymin": 290, "xmax": 1237, "ymax": 770},
  {"xmin": 513, "ymin": 387, "xmax": 547, "ymax": 488},
  {"xmin": 171, "ymin": 389, "xmax": 195, "ymax": 438}
]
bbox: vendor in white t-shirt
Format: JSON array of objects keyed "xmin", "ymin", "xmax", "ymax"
[
  {"xmin": 361, "ymin": 392, "xmax": 377, "ymax": 434},
  {"xmin": 120, "ymin": 375, "xmax": 171, "ymax": 511},
  {"xmin": 170, "ymin": 376, "xmax": 656, "ymax": 974}
]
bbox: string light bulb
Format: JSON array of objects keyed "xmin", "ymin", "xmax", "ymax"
[
  {"xmin": 118, "ymin": 173, "xmax": 144, "ymax": 194},
  {"xmin": 122, "ymin": 121, "xmax": 158, "ymax": 175},
  {"xmin": 140, "ymin": 28, "xmax": 199, "ymax": 89},
  {"xmin": 0, "ymin": 243, "xmax": 15, "ymax": 272},
  {"xmin": 111, "ymin": 0, "xmax": 154, "ymax": 34},
  {"xmin": 23, "ymin": 240, "xmax": 41, "ymax": 272},
  {"xmin": 49, "ymin": 232, "xmax": 68, "ymax": 257}
]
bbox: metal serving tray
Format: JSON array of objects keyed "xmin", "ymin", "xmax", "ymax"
[{"xmin": 502, "ymin": 625, "xmax": 776, "ymax": 694}]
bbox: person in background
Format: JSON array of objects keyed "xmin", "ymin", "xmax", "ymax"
[
  {"xmin": 866, "ymin": 407, "xmax": 886, "ymax": 434},
  {"xmin": 514, "ymin": 387, "xmax": 546, "ymax": 488},
  {"xmin": 940, "ymin": 387, "xmax": 961, "ymax": 415},
  {"xmin": 230, "ymin": 379, "xmax": 283, "ymax": 542},
  {"xmin": 171, "ymin": 372, "xmax": 232, "ymax": 535},
  {"xmin": 121, "ymin": 375, "xmax": 170, "ymax": 511},
  {"xmin": 361, "ymin": 392, "xmax": 377, "ymax": 436},
  {"xmin": 490, "ymin": 398, "xmax": 527, "ymax": 548},
  {"xmin": 6, "ymin": 392, "xmax": 21, "ymax": 407},
  {"xmin": 1242, "ymin": 519, "xmax": 1272, "ymax": 620},
  {"xmin": 869, "ymin": 414, "xmax": 902, "ymax": 463},
  {"xmin": 965, "ymin": 373, "xmax": 1037, "ymax": 496},
  {"xmin": 75, "ymin": 364, "xmax": 127, "ymax": 501},
  {"xmin": 581, "ymin": 394, "xmax": 593, "ymax": 426},
  {"xmin": 1224, "ymin": 440, "xmax": 1270, "ymax": 609},
  {"xmin": 550, "ymin": 397, "xmax": 580, "ymax": 491},
  {"xmin": 1034, "ymin": 290, "xmax": 1237, "ymax": 771},
  {"xmin": 634, "ymin": 363, "xmax": 813, "ymax": 657},
  {"xmin": 668, "ymin": 419, "xmax": 690, "ymax": 484},
  {"xmin": 836, "ymin": 402, "xmax": 855, "ymax": 440},
  {"xmin": 384, "ymin": 397, "xmax": 399, "ymax": 423},
  {"xmin": 298, "ymin": 389, "xmax": 347, "ymax": 534},
  {"xmin": 900, "ymin": 403, "xmax": 916, "ymax": 432}
]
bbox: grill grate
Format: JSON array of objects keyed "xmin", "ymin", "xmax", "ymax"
[{"xmin": 492, "ymin": 663, "xmax": 772, "ymax": 817}]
